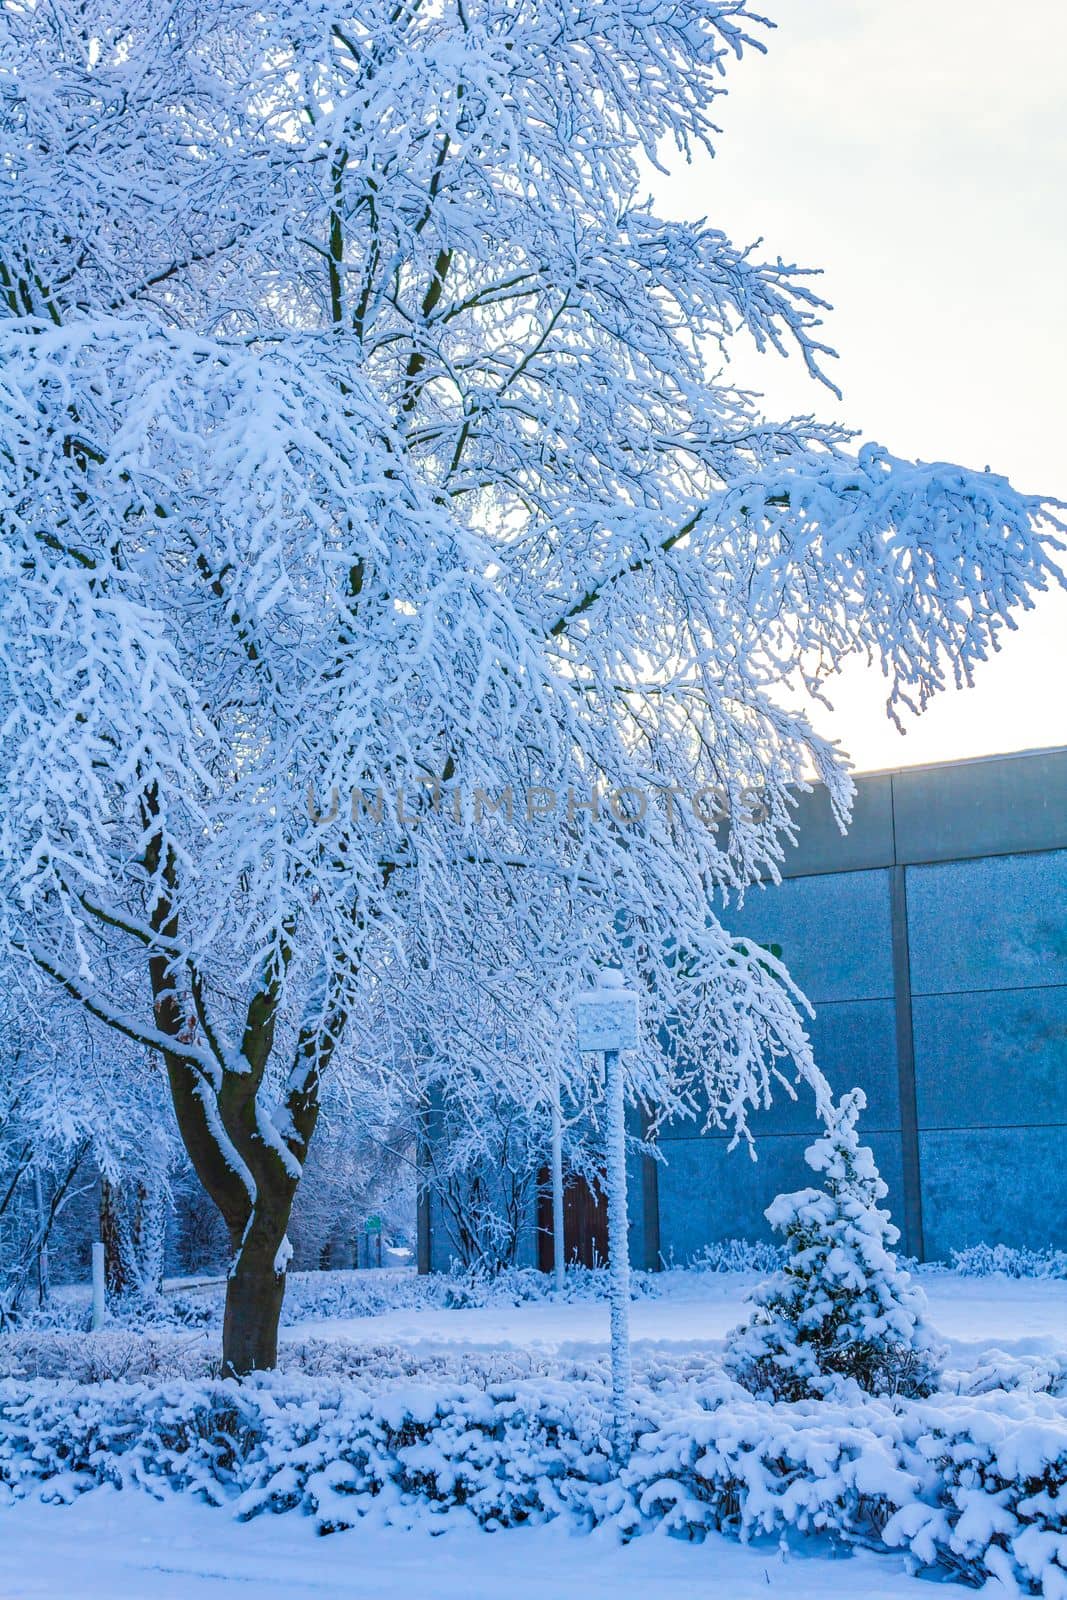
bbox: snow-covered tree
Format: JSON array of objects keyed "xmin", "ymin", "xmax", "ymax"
[
  {"xmin": 1, "ymin": 0, "xmax": 1061, "ymax": 1373},
  {"xmin": 287, "ymin": 1071, "xmax": 416, "ymax": 1270},
  {"xmin": 420, "ymin": 1083, "xmax": 550, "ymax": 1272},
  {"xmin": 0, "ymin": 976, "xmax": 117, "ymax": 1321},
  {"xmin": 725, "ymin": 1089, "xmax": 943, "ymax": 1400}
]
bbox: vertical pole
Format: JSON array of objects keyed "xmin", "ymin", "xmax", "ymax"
[
  {"xmin": 32, "ymin": 1166, "xmax": 50, "ymax": 1306},
  {"xmin": 603, "ymin": 1046, "xmax": 631, "ymax": 1462},
  {"xmin": 415, "ymin": 1088, "xmax": 437, "ymax": 1276},
  {"xmin": 416, "ymin": 1188, "xmax": 431, "ymax": 1276},
  {"xmin": 551, "ymin": 1094, "xmax": 565, "ymax": 1293},
  {"xmin": 91, "ymin": 1241, "xmax": 106, "ymax": 1330}
]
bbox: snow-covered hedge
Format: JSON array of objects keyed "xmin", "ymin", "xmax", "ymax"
[
  {"xmin": 0, "ymin": 1332, "xmax": 598, "ymax": 1386},
  {"xmin": 952, "ymin": 1245, "xmax": 1067, "ymax": 1282},
  {"xmin": 12, "ymin": 1263, "xmax": 661, "ymax": 1336},
  {"xmin": 5, "ymin": 1327, "xmax": 1064, "ymax": 1402},
  {"xmin": 1, "ymin": 1375, "xmax": 1064, "ymax": 1593}
]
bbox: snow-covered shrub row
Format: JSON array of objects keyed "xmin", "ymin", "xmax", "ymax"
[
  {"xmin": 635, "ymin": 1387, "xmax": 1067, "ymax": 1594},
  {"xmin": 0, "ymin": 1332, "xmax": 727, "ymax": 1393},
  {"xmin": 2, "ymin": 1376, "xmax": 1065, "ymax": 1592},
  {"xmin": 11, "ymin": 1263, "xmax": 661, "ymax": 1336},
  {"xmin": 0, "ymin": 1334, "xmax": 567, "ymax": 1386},
  {"xmin": 0, "ymin": 1331, "xmax": 213, "ymax": 1384},
  {"xmin": 0, "ymin": 1333, "xmax": 631, "ymax": 1388},
  {"xmin": 952, "ymin": 1245, "xmax": 1067, "ymax": 1281},
  {"xmin": 378, "ymin": 1264, "xmax": 661, "ymax": 1312},
  {"xmin": 0, "ymin": 1286, "xmax": 219, "ymax": 1335},
  {"xmin": 5, "ymin": 1325, "xmax": 1066, "ymax": 1406}
]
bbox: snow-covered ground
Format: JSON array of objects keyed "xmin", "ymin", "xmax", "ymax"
[
  {"xmin": 284, "ymin": 1267, "xmax": 1067, "ymax": 1367},
  {"xmin": 2, "ymin": 1268, "xmax": 1064, "ymax": 1599},
  {"xmin": 0, "ymin": 1488, "xmax": 950, "ymax": 1600}
]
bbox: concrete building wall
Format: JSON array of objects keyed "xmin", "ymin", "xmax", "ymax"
[
  {"xmin": 656, "ymin": 748, "xmax": 1067, "ymax": 1263},
  {"xmin": 907, "ymin": 848, "xmax": 1067, "ymax": 1259}
]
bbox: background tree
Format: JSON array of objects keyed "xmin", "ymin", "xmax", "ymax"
[
  {"xmin": 287, "ymin": 1072, "xmax": 416, "ymax": 1270},
  {"xmin": 1, "ymin": 0, "xmax": 1061, "ymax": 1373},
  {"xmin": 0, "ymin": 973, "xmax": 152, "ymax": 1324}
]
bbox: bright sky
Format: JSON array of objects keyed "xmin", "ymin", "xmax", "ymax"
[{"xmin": 654, "ymin": 0, "xmax": 1067, "ymax": 774}]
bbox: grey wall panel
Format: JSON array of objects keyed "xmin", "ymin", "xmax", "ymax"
[
  {"xmin": 515, "ymin": 1210, "xmax": 540, "ymax": 1270},
  {"xmin": 807, "ymin": 1000, "xmax": 903, "ymax": 1132},
  {"xmin": 920, "ymin": 1126, "xmax": 1067, "ymax": 1257},
  {"xmin": 724, "ymin": 869, "xmax": 895, "ymax": 1004},
  {"xmin": 771, "ymin": 749, "xmax": 1067, "ymax": 882},
  {"xmin": 426, "ymin": 1176, "xmax": 541, "ymax": 1272},
  {"xmin": 428, "ymin": 1190, "xmax": 453, "ymax": 1274},
  {"xmin": 776, "ymin": 775, "xmax": 896, "ymax": 878},
  {"xmin": 893, "ymin": 750, "xmax": 1067, "ymax": 865},
  {"xmin": 655, "ymin": 1130, "xmax": 906, "ymax": 1263},
  {"xmin": 906, "ymin": 850, "xmax": 1067, "ymax": 996},
  {"xmin": 913, "ymin": 987, "xmax": 1067, "ymax": 1130}
]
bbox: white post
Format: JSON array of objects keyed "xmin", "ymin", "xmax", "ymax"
[
  {"xmin": 91, "ymin": 1240, "xmax": 106, "ymax": 1330},
  {"xmin": 603, "ymin": 1043, "xmax": 632, "ymax": 1462},
  {"xmin": 551, "ymin": 1093, "xmax": 565, "ymax": 1293},
  {"xmin": 575, "ymin": 969, "xmax": 639, "ymax": 1465}
]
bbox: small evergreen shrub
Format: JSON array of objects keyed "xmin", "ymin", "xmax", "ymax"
[{"xmin": 725, "ymin": 1088, "xmax": 944, "ymax": 1401}]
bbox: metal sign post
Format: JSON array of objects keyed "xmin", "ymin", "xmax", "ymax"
[{"xmin": 575, "ymin": 969, "xmax": 639, "ymax": 1464}]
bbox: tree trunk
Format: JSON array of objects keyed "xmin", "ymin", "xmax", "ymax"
[{"xmin": 221, "ymin": 1211, "xmax": 291, "ymax": 1377}]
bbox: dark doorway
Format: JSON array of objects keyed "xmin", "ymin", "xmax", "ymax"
[{"xmin": 537, "ymin": 1169, "xmax": 609, "ymax": 1270}]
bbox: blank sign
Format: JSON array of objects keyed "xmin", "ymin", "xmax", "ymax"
[{"xmin": 576, "ymin": 978, "xmax": 639, "ymax": 1054}]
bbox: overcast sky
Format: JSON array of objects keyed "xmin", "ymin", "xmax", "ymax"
[{"xmin": 653, "ymin": 0, "xmax": 1066, "ymax": 773}]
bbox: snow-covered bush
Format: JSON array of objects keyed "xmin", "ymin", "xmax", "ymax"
[
  {"xmin": 284, "ymin": 1263, "xmax": 657, "ymax": 1323},
  {"xmin": 945, "ymin": 1347, "xmax": 1067, "ymax": 1400},
  {"xmin": 952, "ymin": 1244, "xmax": 1067, "ymax": 1281},
  {"xmin": 0, "ymin": 1332, "xmax": 574, "ymax": 1386},
  {"xmin": 0, "ymin": 1330, "xmax": 214, "ymax": 1384},
  {"xmin": 682, "ymin": 1239, "xmax": 785, "ymax": 1275},
  {"xmin": 726, "ymin": 1089, "xmax": 943, "ymax": 1401}
]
